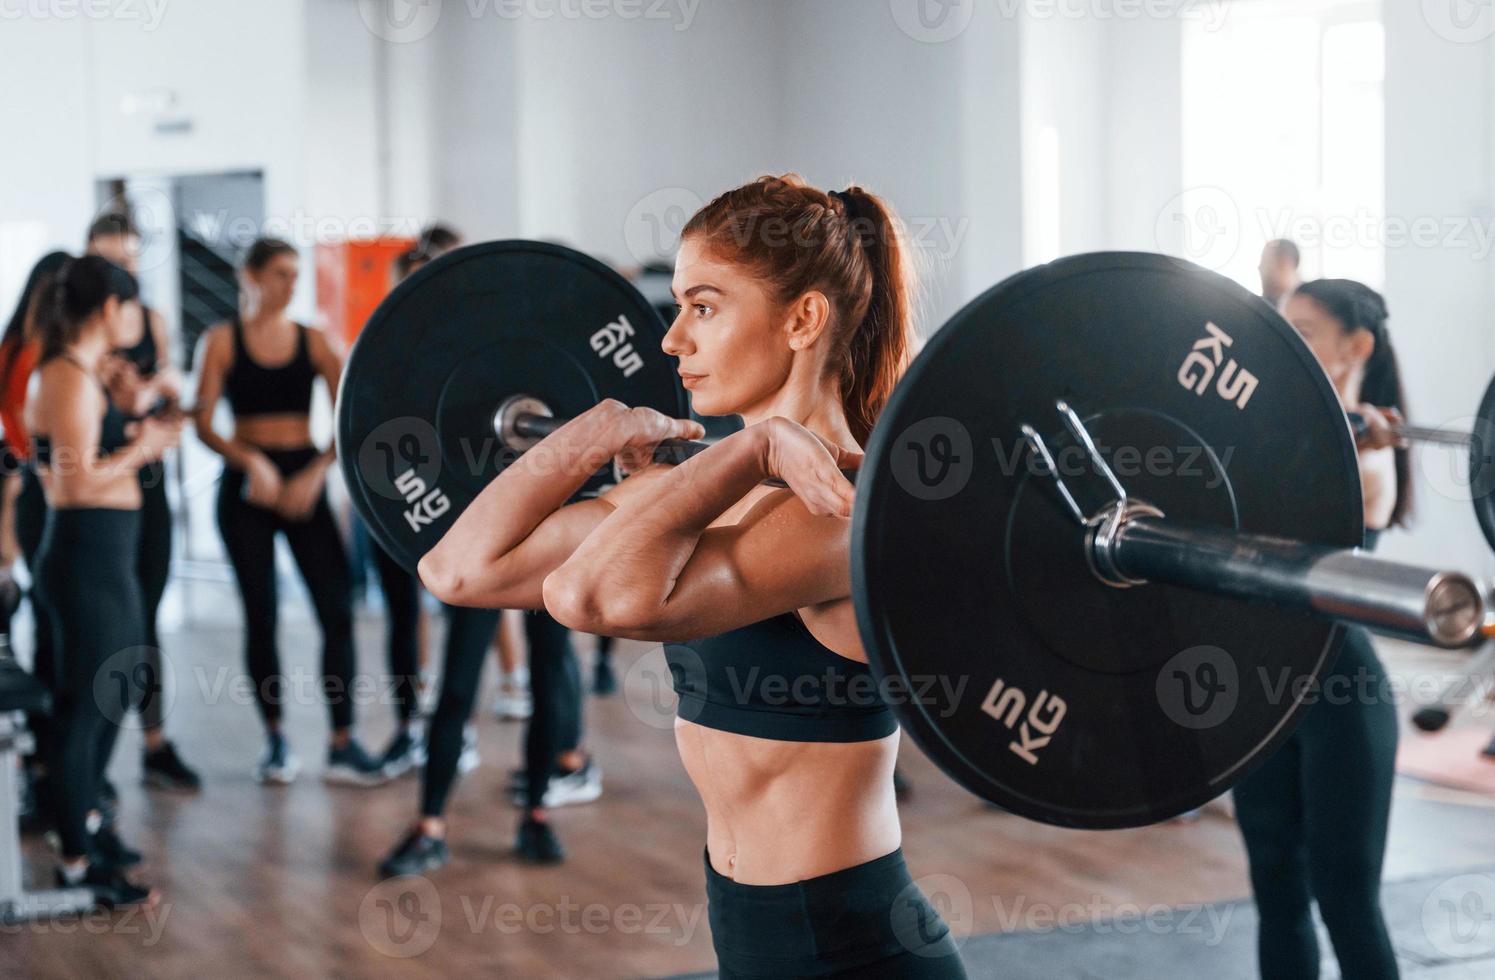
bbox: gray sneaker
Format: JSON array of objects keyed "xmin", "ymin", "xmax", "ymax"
[
  {"xmin": 255, "ymin": 734, "xmax": 300, "ymax": 785},
  {"xmin": 325, "ymin": 738, "xmax": 392, "ymax": 787}
]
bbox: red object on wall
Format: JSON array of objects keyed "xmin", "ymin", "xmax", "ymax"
[{"xmin": 316, "ymin": 238, "xmax": 415, "ymax": 350}]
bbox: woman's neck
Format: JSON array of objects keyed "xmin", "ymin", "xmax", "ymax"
[
  {"xmin": 740, "ymin": 385, "xmax": 858, "ymax": 449},
  {"xmin": 1335, "ymin": 365, "xmax": 1365, "ymax": 409},
  {"xmin": 244, "ymin": 305, "xmax": 291, "ymax": 329},
  {"xmin": 64, "ymin": 328, "xmax": 110, "ymax": 371}
]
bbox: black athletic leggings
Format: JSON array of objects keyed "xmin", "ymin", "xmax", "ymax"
[
  {"xmin": 16, "ymin": 466, "xmax": 51, "ymax": 750},
  {"xmin": 420, "ymin": 608, "xmax": 582, "ymax": 816},
  {"xmin": 1233, "ymin": 626, "xmax": 1399, "ymax": 980},
  {"xmin": 216, "ymin": 447, "xmax": 356, "ymax": 731},
  {"xmin": 37, "ymin": 508, "xmax": 144, "ymax": 858},
  {"xmin": 21, "ymin": 464, "xmax": 172, "ymax": 738},
  {"xmin": 705, "ymin": 847, "xmax": 968, "ymax": 978},
  {"xmin": 134, "ymin": 462, "xmax": 171, "ymax": 731},
  {"xmin": 370, "ymin": 535, "xmax": 422, "ymax": 725}
]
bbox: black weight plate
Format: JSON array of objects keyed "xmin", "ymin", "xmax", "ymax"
[
  {"xmin": 852, "ymin": 252, "xmax": 1363, "ymax": 829},
  {"xmin": 1471, "ymin": 371, "xmax": 1495, "ymax": 555},
  {"xmin": 336, "ymin": 240, "xmax": 689, "ymax": 574}
]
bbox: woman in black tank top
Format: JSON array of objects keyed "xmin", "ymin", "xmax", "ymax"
[
  {"xmin": 86, "ymin": 213, "xmax": 202, "ymax": 791},
  {"xmin": 25, "ymin": 255, "xmax": 181, "ymax": 910},
  {"xmin": 1233, "ymin": 279, "xmax": 1409, "ymax": 980},
  {"xmin": 192, "ymin": 238, "xmax": 387, "ymax": 787},
  {"xmin": 90, "ymin": 291, "xmax": 202, "ymax": 792}
]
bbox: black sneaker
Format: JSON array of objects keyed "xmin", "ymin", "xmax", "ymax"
[
  {"xmin": 57, "ymin": 862, "xmax": 158, "ymax": 909},
  {"xmin": 378, "ymin": 829, "xmax": 449, "ymax": 878},
  {"xmin": 515, "ymin": 816, "xmax": 565, "ymax": 864},
  {"xmin": 90, "ymin": 824, "xmax": 142, "ymax": 869},
  {"xmin": 255, "ymin": 733, "xmax": 300, "ymax": 785},
  {"xmin": 326, "ymin": 739, "xmax": 392, "ymax": 787},
  {"xmin": 379, "ymin": 730, "xmax": 425, "ymax": 779},
  {"xmin": 593, "ymin": 657, "xmax": 617, "ymax": 696},
  {"xmin": 143, "ymin": 741, "xmax": 203, "ymax": 792}
]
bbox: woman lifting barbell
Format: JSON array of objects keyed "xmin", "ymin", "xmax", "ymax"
[
  {"xmin": 1231, "ymin": 278, "xmax": 1409, "ymax": 980},
  {"xmin": 419, "ymin": 174, "xmax": 967, "ymax": 978}
]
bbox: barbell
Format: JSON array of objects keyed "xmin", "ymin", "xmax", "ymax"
[
  {"xmin": 336, "ymin": 242, "xmax": 1493, "ymax": 829},
  {"xmin": 1346, "ymin": 379, "xmax": 1495, "ymax": 555}
]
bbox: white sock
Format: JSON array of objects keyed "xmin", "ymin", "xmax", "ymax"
[{"xmin": 60, "ymin": 860, "xmax": 88, "ymax": 884}]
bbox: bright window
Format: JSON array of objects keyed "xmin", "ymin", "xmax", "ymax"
[{"xmin": 1182, "ymin": 1, "xmax": 1384, "ymax": 290}]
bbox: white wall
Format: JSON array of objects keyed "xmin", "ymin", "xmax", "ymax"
[
  {"xmin": 0, "ymin": 19, "xmax": 93, "ymax": 317},
  {"xmin": 429, "ymin": 8, "xmax": 523, "ymax": 241},
  {"xmin": 1103, "ymin": 16, "xmax": 1185, "ymax": 254},
  {"xmin": 743, "ymin": 1, "xmax": 1027, "ymax": 327},
  {"xmin": 1020, "ymin": 11, "xmax": 1108, "ymax": 264},
  {"xmin": 1380, "ymin": 7, "xmax": 1495, "ymax": 578},
  {"xmin": 512, "ymin": 0, "xmax": 779, "ymax": 266}
]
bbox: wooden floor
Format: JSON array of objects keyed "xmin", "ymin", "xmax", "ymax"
[{"xmin": 6, "ymin": 581, "xmax": 1495, "ymax": 979}]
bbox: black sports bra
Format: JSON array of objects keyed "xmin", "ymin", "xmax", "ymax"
[
  {"xmin": 116, "ymin": 304, "xmax": 159, "ymax": 379},
  {"xmin": 667, "ymin": 612, "xmax": 896, "ymax": 743},
  {"xmin": 222, "ymin": 316, "xmax": 317, "ymax": 417},
  {"xmin": 31, "ymin": 357, "xmax": 130, "ymax": 467}
]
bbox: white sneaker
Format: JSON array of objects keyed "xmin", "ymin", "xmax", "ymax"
[
  {"xmin": 511, "ymin": 758, "xmax": 603, "ymax": 808},
  {"xmin": 457, "ymin": 724, "xmax": 481, "ymax": 775},
  {"xmin": 492, "ymin": 682, "xmax": 533, "ymax": 721},
  {"xmin": 255, "ymin": 734, "xmax": 300, "ymax": 785}
]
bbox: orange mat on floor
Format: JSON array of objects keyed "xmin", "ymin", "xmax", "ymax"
[{"xmin": 1397, "ymin": 727, "xmax": 1495, "ymax": 795}]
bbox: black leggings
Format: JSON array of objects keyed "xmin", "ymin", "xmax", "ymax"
[
  {"xmin": 216, "ymin": 448, "xmax": 356, "ymax": 731},
  {"xmin": 370, "ymin": 536, "xmax": 422, "ymax": 725},
  {"xmin": 16, "ymin": 466, "xmax": 51, "ymax": 751},
  {"xmin": 705, "ymin": 848, "xmax": 968, "ymax": 978},
  {"xmin": 135, "ymin": 462, "xmax": 171, "ymax": 731},
  {"xmin": 37, "ymin": 508, "xmax": 144, "ymax": 858},
  {"xmin": 21, "ymin": 465, "xmax": 172, "ymax": 738},
  {"xmin": 520, "ymin": 610, "xmax": 582, "ymax": 811},
  {"xmin": 419, "ymin": 608, "xmax": 582, "ymax": 816},
  {"xmin": 1233, "ymin": 627, "xmax": 1399, "ymax": 980},
  {"xmin": 420, "ymin": 604, "xmax": 500, "ymax": 816}
]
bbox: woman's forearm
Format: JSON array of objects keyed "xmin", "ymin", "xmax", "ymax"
[
  {"xmin": 554, "ymin": 426, "xmax": 769, "ymax": 610},
  {"xmin": 194, "ymin": 421, "xmax": 255, "ymax": 470},
  {"xmin": 426, "ymin": 400, "xmax": 629, "ymax": 572}
]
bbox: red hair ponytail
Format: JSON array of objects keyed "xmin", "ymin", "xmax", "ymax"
[{"xmin": 682, "ymin": 174, "xmax": 916, "ymax": 445}]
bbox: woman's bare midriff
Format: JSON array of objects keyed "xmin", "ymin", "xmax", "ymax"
[
  {"xmin": 677, "ymin": 719, "xmax": 900, "ymax": 884},
  {"xmin": 36, "ymin": 467, "xmax": 141, "ymax": 510},
  {"xmin": 676, "ymin": 488, "xmax": 902, "ymax": 886},
  {"xmin": 233, "ymin": 415, "xmax": 314, "ymax": 450}
]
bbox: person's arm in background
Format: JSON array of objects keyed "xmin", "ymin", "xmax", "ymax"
[
  {"xmin": 274, "ymin": 327, "xmax": 340, "ymax": 521},
  {"xmin": 1350, "ymin": 403, "xmax": 1401, "ymax": 529},
  {"xmin": 0, "ymin": 469, "xmax": 19, "ymax": 568}
]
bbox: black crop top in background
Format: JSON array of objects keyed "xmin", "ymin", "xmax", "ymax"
[
  {"xmin": 31, "ymin": 367, "xmax": 130, "ymax": 468},
  {"xmin": 115, "ymin": 303, "xmax": 159, "ymax": 379},
  {"xmin": 222, "ymin": 316, "xmax": 317, "ymax": 417},
  {"xmin": 666, "ymin": 613, "xmax": 897, "ymax": 743}
]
